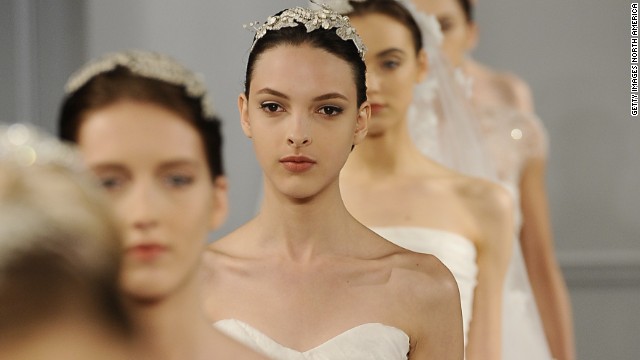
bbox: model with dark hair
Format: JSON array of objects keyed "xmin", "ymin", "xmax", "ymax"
[{"xmin": 203, "ymin": 5, "xmax": 462, "ymax": 359}]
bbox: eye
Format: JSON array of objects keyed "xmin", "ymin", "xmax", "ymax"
[
  {"xmin": 164, "ymin": 174, "xmax": 194, "ymax": 188},
  {"xmin": 260, "ymin": 102, "xmax": 284, "ymax": 113},
  {"xmin": 318, "ymin": 106, "xmax": 343, "ymax": 116},
  {"xmin": 97, "ymin": 176, "xmax": 125, "ymax": 192},
  {"xmin": 439, "ymin": 18, "xmax": 453, "ymax": 33},
  {"xmin": 382, "ymin": 60, "xmax": 400, "ymax": 70}
]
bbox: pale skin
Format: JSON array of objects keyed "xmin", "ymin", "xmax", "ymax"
[
  {"xmin": 411, "ymin": 0, "xmax": 576, "ymax": 358},
  {"xmin": 77, "ymin": 100, "xmax": 268, "ymax": 360},
  {"xmin": 203, "ymin": 43, "xmax": 463, "ymax": 359},
  {"xmin": 344, "ymin": 13, "xmax": 512, "ymax": 360}
]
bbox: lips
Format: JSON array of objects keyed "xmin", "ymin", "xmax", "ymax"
[
  {"xmin": 280, "ymin": 155, "xmax": 316, "ymax": 173},
  {"xmin": 370, "ymin": 103, "xmax": 385, "ymax": 115},
  {"xmin": 126, "ymin": 243, "xmax": 168, "ymax": 261}
]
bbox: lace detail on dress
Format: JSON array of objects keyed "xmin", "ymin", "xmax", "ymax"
[{"xmin": 474, "ymin": 106, "xmax": 549, "ymax": 190}]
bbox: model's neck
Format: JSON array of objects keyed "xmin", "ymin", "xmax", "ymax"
[
  {"xmin": 344, "ymin": 116, "xmax": 424, "ymax": 179},
  {"xmin": 256, "ymin": 178, "xmax": 360, "ymax": 262},
  {"xmin": 127, "ymin": 271, "xmax": 209, "ymax": 360}
]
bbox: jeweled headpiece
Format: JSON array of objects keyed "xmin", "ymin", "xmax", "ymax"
[
  {"xmin": 64, "ymin": 50, "xmax": 216, "ymax": 119},
  {"xmin": 245, "ymin": 5, "xmax": 367, "ymax": 60}
]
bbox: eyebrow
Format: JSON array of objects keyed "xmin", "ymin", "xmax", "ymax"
[
  {"xmin": 376, "ymin": 48, "xmax": 406, "ymax": 58},
  {"xmin": 157, "ymin": 159, "xmax": 200, "ymax": 172},
  {"xmin": 256, "ymin": 87, "xmax": 289, "ymax": 99},
  {"xmin": 256, "ymin": 87, "xmax": 349, "ymax": 102},
  {"xmin": 89, "ymin": 159, "xmax": 199, "ymax": 172},
  {"xmin": 89, "ymin": 163, "xmax": 127, "ymax": 172}
]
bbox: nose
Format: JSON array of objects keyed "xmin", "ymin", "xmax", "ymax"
[
  {"xmin": 365, "ymin": 70, "xmax": 381, "ymax": 93},
  {"xmin": 286, "ymin": 114, "xmax": 312, "ymax": 148},
  {"xmin": 125, "ymin": 181, "xmax": 160, "ymax": 232}
]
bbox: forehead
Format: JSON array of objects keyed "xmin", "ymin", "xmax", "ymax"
[
  {"xmin": 250, "ymin": 43, "xmax": 357, "ymax": 99},
  {"xmin": 78, "ymin": 100, "xmax": 207, "ymax": 164},
  {"xmin": 413, "ymin": 0, "xmax": 463, "ymax": 17},
  {"xmin": 351, "ymin": 13, "xmax": 415, "ymax": 54}
]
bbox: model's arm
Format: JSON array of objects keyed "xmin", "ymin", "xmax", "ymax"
[
  {"xmin": 466, "ymin": 186, "xmax": 513, "ymax": 360},
  {"xmin": 519, "ymin": 157, "xmax": 575, "ymax": 360}
]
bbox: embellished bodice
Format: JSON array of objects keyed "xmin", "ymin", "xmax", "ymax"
[
  {"xmin": 214, "ymin": 319, "xmax": 409, "ymax": 360},
  {"xmin": 371, "ymin": 226, "xmax": 477, "ymax": 349}
]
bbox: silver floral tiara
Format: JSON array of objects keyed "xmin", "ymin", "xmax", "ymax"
[
  {"xmin": 64, "ymin": 50, "xmax": 216, "ymax": 119},
  {"xmin": 245, "ymin": 5, "xmax": 367, "ymax": 61}
]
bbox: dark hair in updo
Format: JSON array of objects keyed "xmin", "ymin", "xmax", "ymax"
[
  {"xmin": 58, "ymin": 66, "xmax": 224, "ymax": 178},
  {"xmin": 244, "ymin": 10, "xmax": 367, "ymax": 107},
  {"xmin": 346, "ymin": 0, "xmax": 423, "ymax": 55}
]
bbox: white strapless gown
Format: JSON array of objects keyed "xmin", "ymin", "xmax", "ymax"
[
  {"xmin": 371, "ymin": 226, "xmax": 477, "ymax": 351},
  {"xmin": 499, "ymin": 182, "xmax": 553, "ymax": 360},
  {"xmin": 214, "ymin": 319, "xmax": 409, "ymax": 359}
]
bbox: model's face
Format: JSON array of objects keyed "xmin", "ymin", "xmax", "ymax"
[
  {"xmin": 240, "ymin": 44, "xmax": 369, "ymax": 200},
  {"xmin": 77, "ymin": 100, "xmax": 227, "ymax": 301},
  {"xmin": 351, "ymin": 13, "xmax": 427, "ymax": 136},
  {"xmin": 412, "ymin": 0, "xmax": 476, "ymax": 67}
]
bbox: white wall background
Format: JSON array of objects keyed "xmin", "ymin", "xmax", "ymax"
[{"xmin": 2, "ymin": 1, "xmax": 638, "ymax": 359}]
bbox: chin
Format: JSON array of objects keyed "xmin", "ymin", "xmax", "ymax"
[
  {"xmin": 364, "ymin": 125, "xmax": 386, "ymax": 138},
  {"xmin": 119, "ymin": 271, "xmax": 173, "ymax": 303},
  {"xmin": 282, "ymin": 189, "xmax": 318, "ymax": 203}
]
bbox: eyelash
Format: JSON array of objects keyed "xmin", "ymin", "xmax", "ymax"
[
  {"xmin": 382, "ymin": 60, "xmax": 400, "ymax": 70},
  {"xmin": 260, "ymin": 102, "xmax": 343, "ymax": 117},
  {"xmin": 99, "ymin": 176, "xmax": 123, "ymax": 191},
  {"xmin": 96, "ymin": 174, "xmax": 194, "ymax": 193},
  {"xmin": 260, "ymin": 102, "xmax": 283, "ymax": 113},
  {"xmin": 164, "ymin": 175, "xmax": 194, "ymax": 188},
  {"xmin": 318, "ymin": 105, "xmax": 343, "ymax": 116},
  {"xmin": 439, "ymin": 19, "xmax": 453, "ymax": 32}
]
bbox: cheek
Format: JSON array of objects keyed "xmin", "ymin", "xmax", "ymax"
[
  {"xmin": 443, "ymin": 32, "xmax": 468, "ymax": 63},
  {"xmin": 389, "ymin": 70, "xmax": 419, "ymax": 103},
  {"xmin": 251, "ymin": 134, "xmax": 279, "ymax": 171},
  {"xmin": 322, "ymin": 125, "xmax": 356, "ymax": 157},
  {"xmin": 172, "ymin": 189, "xmax": 215, "ymax": 232}
]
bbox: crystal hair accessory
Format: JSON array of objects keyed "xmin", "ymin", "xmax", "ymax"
[
  {"xmin": 64, "ymin": 50, "xmax": 216, "ymax": 119},
  {"xmin": 244, "ymin": 4, "xmax": 367, "ymax": 60},
  {"xmin": 0, "ymin": 123, "xmax": 80, "ymax": 169},
  {"xmin": 318, "ymin": 0, "xmax": 366, "ymax": 13}
]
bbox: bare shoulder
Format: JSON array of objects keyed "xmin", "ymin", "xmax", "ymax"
[
  {"xmin": 493, "ymin": 70, "xmax": 534, "ymax": 112},
  {"xmin": 452, "ymin": 175, "xmax": 513, "ymax": 223},
  {"xmin": 386, "ymin": 248, "xmax": 460, "ymax": 307}
]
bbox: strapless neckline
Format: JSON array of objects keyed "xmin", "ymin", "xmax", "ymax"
[
  {"xmin": 371, "ymin": 226, "xmax": 473, "ymax": 247},
  {"xmin": 214, "ymin": 319, "xmax": 410, "ymax": 359}
]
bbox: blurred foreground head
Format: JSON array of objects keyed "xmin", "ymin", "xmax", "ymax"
[{"xmin": 0, "ymin": 123, "xmax": 133, "ymax": 359}]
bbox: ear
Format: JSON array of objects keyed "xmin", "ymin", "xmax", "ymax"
[
  {"xmin": 416, "ymin": 48, "xmax": 429, "ymax": 83},
  {"xmin": 238, "ymin": 93, "xmax": 252, "ymax": 139},
  {"xmin": 353, "ymin": 101, "xmax": 370, "ymax": 145},
  {"xmin": 209, "ymin": 176, "xmax": 229, "ymax": 230}
]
